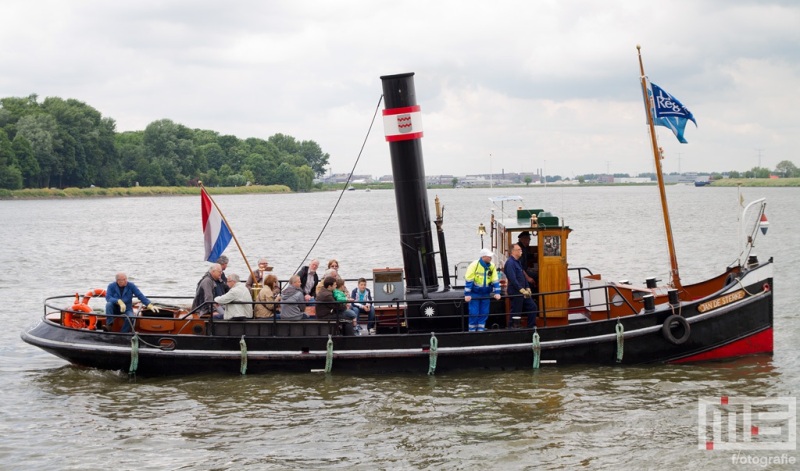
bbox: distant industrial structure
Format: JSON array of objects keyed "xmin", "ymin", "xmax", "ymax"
[{"xmin": 317, "ymin": 171, "xmax": 728, "ymax": 186}]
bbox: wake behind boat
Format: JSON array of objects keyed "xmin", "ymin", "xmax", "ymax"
[{"xmin": 21, "ymin": 67, "xmax": 774, "ymax": 376}]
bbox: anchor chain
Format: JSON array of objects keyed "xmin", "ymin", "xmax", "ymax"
[
  {"xmin": 428, "ymin": 332, "xmax": 438, "ymax": 375},
  {"xmin": 240, "ymin": 335, "xmax": 248, "ymax": 375}
]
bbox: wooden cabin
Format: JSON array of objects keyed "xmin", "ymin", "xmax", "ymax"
[{"xmin": 491, "ymin": 202, "xmax": 572, "ymax": 327}]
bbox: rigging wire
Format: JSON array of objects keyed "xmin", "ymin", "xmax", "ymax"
[{"xmin": 292, "ymin": 94, "xmax": 385, "ymax": 275}]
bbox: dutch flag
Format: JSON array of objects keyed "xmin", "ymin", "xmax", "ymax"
[{"xmin": 201, "ymin": 187, "xmax": 232, "ymax": 262}]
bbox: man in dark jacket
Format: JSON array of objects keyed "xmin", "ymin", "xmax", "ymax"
[
  {"xmin": 504, "ymin": 243, "xmax": 538, "ymax": 327},
  {"xmin": 192, "ymin": 264, "xmax": 222, "ymax": 317},
  {"xmin": 297, "ymin": 259, "xmax": 320, "ymax": 302},
  {"xmin": 315, "ymin": 276, "xmax": 355, "ymax": 335}
]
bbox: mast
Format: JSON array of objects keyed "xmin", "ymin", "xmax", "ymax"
[{"xmin": 637, "ymin": 45, "xmax": 682, "ymax": 291}]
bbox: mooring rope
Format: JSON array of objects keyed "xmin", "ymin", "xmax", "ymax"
[
  {"xmin": 325, "ymin": 334, "xmax": 334, "ymax": 373},
  {"xmin": 129, "ymin": 333, "xmax": 139, "ymax": 375},
  {"xmin": 616, "ymin": 321, "xmax": 624, "ymax": 363},
  {"xmin": 240, "ymin": 335, "xmax": 248, "ymax": 375},
  {"xmin": 532, "ymin": 330, "xmax": 541, "ymax": 369},
  {"xmin": 428, "ymin": 332, "xmax": 438, "ymax": 375}
]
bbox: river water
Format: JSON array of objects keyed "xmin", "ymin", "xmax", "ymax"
[{"xmin": 1, "ymin": 185, "xmax": 798, "ymax": 470}]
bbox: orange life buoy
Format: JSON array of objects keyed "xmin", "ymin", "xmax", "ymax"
[
  {"xmin": 81, "ymin": 288, "xmax": 106, "ymax": 305},
  {"xmin": 63, "ymin": 288, "xmax": 105, "ymax": 330},
  {"xmin": 64, "ymin": 302, "xmax": 93, "ymax": 329}
]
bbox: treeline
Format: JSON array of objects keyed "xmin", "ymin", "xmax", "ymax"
[{"xmin": 0, "ymin": 94, "xmax": 330, "ymax": 191}]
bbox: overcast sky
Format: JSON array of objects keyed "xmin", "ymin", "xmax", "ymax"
[{"xmin": 2, "ymin": 1, "xmax": 798, "ymax": 178}]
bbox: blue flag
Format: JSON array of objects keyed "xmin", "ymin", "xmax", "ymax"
[{"xmin": 647, "ymin": 80, "xmax": 697, "ymax": 143}]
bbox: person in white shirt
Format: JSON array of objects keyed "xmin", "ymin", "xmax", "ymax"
[{"xmin": 213, "ymin": 273, "xmax": 253, "ymax": 320}]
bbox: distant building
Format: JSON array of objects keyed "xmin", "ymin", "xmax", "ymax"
[{"xmin": 614, "ymin": 177, "xmax": 653, "ymax": 184}]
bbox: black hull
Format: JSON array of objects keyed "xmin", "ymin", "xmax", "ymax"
[{"xmin": 22, "ymin": 269, "xmax": 773, "ymax": 376}]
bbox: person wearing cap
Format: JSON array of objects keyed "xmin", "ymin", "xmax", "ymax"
[
  {"xmin": 464, "ymin": 248, "xmax": 502, "ymax": 332},
  {"xmin": 246, "ymin": 257, "xmax": 273, "ymax": 291},
  {"xmin": 505, "ymin": 243, "xmax": 538, "ymax": 327},
  {"xmin": 517, "ymin": 231, "xmax": 538, "ymax": 289},
  {"xmin": 214, "ymin": 255, "xmax": 230, "ymax": 296}
]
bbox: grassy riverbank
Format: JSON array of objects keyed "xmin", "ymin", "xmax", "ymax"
[
  {"xmin": 0, "ymin": 184, "xmax": 292, "ymax": 199},
  {"xmin": 708, "ymin": 178, "xmax": 800, "ymax": 187}
]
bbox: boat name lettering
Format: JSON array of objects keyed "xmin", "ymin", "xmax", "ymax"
[{"xmin": 697, "ymin": 290, "xmax": 746, "ymax": 313}]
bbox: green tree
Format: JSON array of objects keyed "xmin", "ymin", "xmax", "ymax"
[
  {"xmin": 12, "ymin": 135, "xmax": 39, "ymax": 187},
  {"xmin": 0, "ymin": 129, "xmax": 22, "ymax": 189},
  {"xmin": 294, "ymin": 164, "xmax": 314, "ymax": 192},
  {"xmin": 298, "ymin": 140, "xmax": 329, "ymax": 177},
  {"xmin": 451, "ymin": 177, "xmax": 458, "ymax": 188},
  {"xmin": 0, "ymin": 164, "xmax": 23, "ymax": 189},
  {"xmin": 41, "ymin": 97, "xmax": 117, "ymax": 188},
  {"xmin": 775, "ymin": 160, "xmax": 798, "ymax": 178},
  {"xmin": 142, "ymin": 119, "xmax": 196, "ymax": 185},
  {"xmin": 524, "ymin": 176, "xmax": 532, "ymax": 186},
  {"xmin": 15, "ymin": 113, "xmax": 60, "ymax": 187},
  {"xmin": 275, "ymin": 162, "xmax": 298, "ymax": 190}
]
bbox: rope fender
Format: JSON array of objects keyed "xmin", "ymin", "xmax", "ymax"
[
  {"xmin": 240, "ymin": 335, "xmax": 248, "ymax": 375},
  {"xmin": 532, "ymin": 330, "xmax": 541, "ymax": 369},
  {"xmin": 129, "ymin": 333, "xmax": 139, "ymax": 375},
  {"xmin": 428, "ymin": 332, "xmax": 438, "ymax": 375},
  {"xmin": 616, "ymin": 321, "xmax": 624, "ymax": 363},
  {"xmin": 324, "ymin": 335, "xmax": 334, "ymax": 373}
]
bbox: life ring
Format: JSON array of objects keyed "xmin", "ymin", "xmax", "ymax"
[
  {"xmin": 64, "ymin": 302, "xmax": 94, "ymax": 329},
  {"xmin": 81, "ymin": 288, "xmax": 106, "ymax": 305},
  {"xmin": 661, "ymin": 314, "xmax": 691, "ymax": 345},
  {"xmin": 420, "ymin": 301, "xmax": 437, "ymax": 317},
  {"xmin": 66, "ymin": 288, "xmax": 104, "ymax": 330}
]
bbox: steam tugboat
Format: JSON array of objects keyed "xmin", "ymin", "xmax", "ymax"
[{"xmin": 21, "ymin": 71, "xmax": 773, "ymax": 375}]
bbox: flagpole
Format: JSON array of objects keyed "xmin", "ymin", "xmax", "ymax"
[
  {"xmin": 637, "ymin": 45, "xmax": 682, "ymax": 291},
  {"xmin": 199, "ymin": 182, "xmax": 258, "ymax": 288}
]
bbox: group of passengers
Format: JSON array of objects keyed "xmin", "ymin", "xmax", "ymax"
[{"xmin": 185, "ymin": 256, "xmax": 374, "ymax": 335}]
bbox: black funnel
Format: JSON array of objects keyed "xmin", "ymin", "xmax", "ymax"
[{"xmin": 380, "ymin": 72, "xmax": 439, "ymax": 293}]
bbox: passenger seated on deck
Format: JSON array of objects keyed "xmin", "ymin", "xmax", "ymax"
[
  {"xmin": 213, "ymin": 273, "xmax": 253, "ymax": 320},
  {"xmin": 192, "ymin": 264, "xmax": 222, "ymax": 317},
  {"xmin": 315, "ymin": 268, "xmax": 338, "ymax": 296},
  {"xmin": 351, "ymin": 277, "xmax": 374, "ymax": 334},
  {"xmin": 246, "ymin": 258, "xmax": 273, "ymax": 291},
  {"xmin": 297, "ymin": 258, "xmax": 320, "ymax": 302},
  {"xmin": 334, "ymin": 277, "xmax": 359, "ymax": 334},
  {"xmin": 105, "ymin": 272, "xmax": 158, "ymax": 333},
  {"xmin": 316, "ymin": 276, "xmax": 356, "ymax": 336},
  {"xmin": 254, "ymin": 274, "xmax": 280, "ymax": 318},
  {"xmin": 280, "ymin": 275, "xmax": 308, "ymax": 320}
]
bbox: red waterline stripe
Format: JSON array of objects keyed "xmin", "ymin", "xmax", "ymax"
[{"xmin": 669, "ymin": 328, "xmax": 773, "ymax": 364}]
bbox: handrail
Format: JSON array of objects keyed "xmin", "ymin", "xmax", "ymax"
[{"xmin": 44, "ymin": 281, "xmax": 643, "ymax": 335}]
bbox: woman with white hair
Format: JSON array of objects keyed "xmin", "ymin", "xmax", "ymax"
[{"xmin": 213, "ymin": 273, "xmax": 253, "ymax": 320}]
